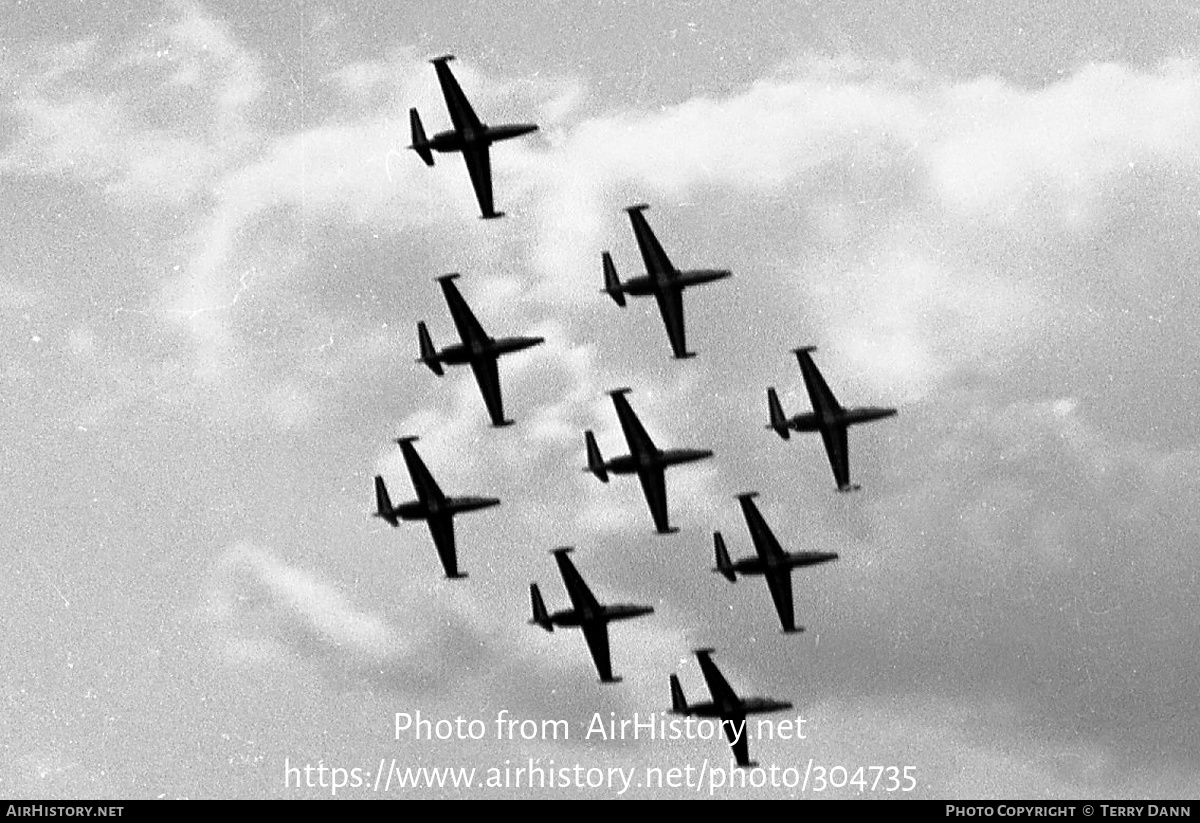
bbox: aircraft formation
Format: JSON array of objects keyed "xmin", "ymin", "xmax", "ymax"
[{"xmin": 373, "ymin": 55, "xmax": 899, "ymax": 769}]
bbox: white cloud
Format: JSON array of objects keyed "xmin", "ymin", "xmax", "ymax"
[{"xmin": 199, "ymin": 543, "xmax": 396, "ymax": 670}]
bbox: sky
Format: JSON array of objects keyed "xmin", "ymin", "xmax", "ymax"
[{"xmin": 2, "ymin": 0, "xmax": 1199, "ymax": 800}]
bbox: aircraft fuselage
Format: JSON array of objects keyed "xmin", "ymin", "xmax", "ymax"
[
  {"xmin": 436, "ymin": 334, "xmax": 544, "ymax": 365},
  {"xmin": 740, "ymin": 697, "xmax": 794, "ymax": 714},
  {"xmin": 547, "ymin": 609, "xmax": 595, "ymax": 628},
  {"xmin": 393, "ymin": 500, "xmax": 432, "ymax": 521},
  {"xmin": 661, "ymin": 447, "xmax": 715, "ymax": 467},
  {"xmin": 448, "ymin": 495, "xmax": 502, "ymax": 515},
  {"xmin": 394, "ymin": 495, "xmax": 500, "ymax": 521},
  {"xmin": 790, "ymin": 405, "xmax": 897, "ymax": 432},
  {"xmin": 489, "ymin": 335, "xmax": 545, "ymax": 357},
  {"xmin": 683, "ymin": 698, "xmax": 790, "ymax": 718},
  {"xmin": 549, "ymin": 603, "xmax": 653, "ymax": 628},
  {"xmin": 603, "ymin": 446, "xmax": 712, "ymax": 475},
  {"xmin": 604, "ymin": 452, "xmax": 656, "ymax": 475},
  {"xmin": 619, "ymin": 274, "xmax": 658, "ymax": 297},
  {"xmin": 732, "ymin": 551, "xmax": 839, "ymax": 576},
  {"xmin": 841, "ymin": 406, "xmax": 898, "ymax": 426},
  {"xmin": 428, "ymin": 123, "xmax": 539, "ymax": 154},
  {"xmin": 675, "ymin": 268, "xmax": 733, "ymax": 289},
  {"xmin": 620, "ymin": 268, "xmax": 732, "ymax": 297},
  {"xmin": 605, "ymin": 603, "xmax": 655, "ymax": 622},
  {"xmin": 676, "ymin": 701, "xmax": 724, "ymax": 719}
]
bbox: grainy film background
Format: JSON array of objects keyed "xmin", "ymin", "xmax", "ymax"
[{"xmin": 2, "ymin": 0, "xmax": 1198, "ymax": 799}]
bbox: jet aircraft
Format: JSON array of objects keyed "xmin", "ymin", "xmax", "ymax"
[
  {"xmin": 584, "ymin": 388, "xmax": 713, "ymax": 534},
  {"xmin": 767, "ymin": 347, "xmax": 897, "ymax": 492},
  {"xmin": 408, "ymin": 55, "xmax": 539, "ymax": 219},
  {"xmin": 712, "ymin": 492, "xmax": 839, "ymax": 633},
  {"xmin": 372, "ymin": 436, "xmax": 500, "ymax": 578},
  {"xmin": 528, "ymin": 547, "xmax": 655, "ymax": 683},
  {"xmin": 601, "ymin": 204, "xmax": 731, "ymax": 359},
  {"xmin": 669, "ymin": 648, "xmax": 793, "ymax": 768},
  {"xmin": 417, "ymin": 273, "xmax": 545, "ymax": 427}
]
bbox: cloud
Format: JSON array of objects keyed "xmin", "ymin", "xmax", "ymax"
[
  {"xmin": 350, "ymin": 57, "xmax": 1200, "ymax": 783},
  {"xmin": 1, "ymin": 2, "xmax": 262, "ymax": 206},
  {"xmin": 199, "ymin": 543, "xmax": 394, "ymax": 668},
  {"xmin": 14, "ymin": 11, "xmax": 1197, "ymax": 420},
  {"xmin": 197, "ymin": 542, "xmax": 508, "ymax": 698},
  {"xmin": 521, "ymin": 58, "xmax": 1200, "ymax": 404},
  {"xmin": 926, "ymin": 61, "xmax": 1200, "ymax": 219}
]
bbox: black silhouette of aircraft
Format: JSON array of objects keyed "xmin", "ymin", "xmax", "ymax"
[
  {"xmin": 670, "ymin": 648, "xmax": 792, "ymax": 768},
  {"xmin": 768, "ymin": 347, "xmax": 897, "ymax": 492},
  {"xmin": 417, "ymin": 273, "xmax": 545, "ymax": 427},
  {"xmin": 602, "ymin": 204, "xmax": 731, "ymax": 359},
  {"xmin": 529, "ymin": 547, "xmax": 654, "ymax": 683},
  {"xmin": 409, "ymin": 55, "xmax": 538, "ymax": 219},
  {"xmin": 713, "ymin": 492, "xmax": 839, "ymax": 633},
  {"xmin": 372, "ymin": 436, "xmax": 500, "ymax": 578},
  {"xmin": 585, "ymin": 388, "xmax": 713, "ymax": 534}
]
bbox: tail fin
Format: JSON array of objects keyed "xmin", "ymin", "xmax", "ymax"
[
  {"xmin": 417, "ymin": 322, "xmax": 444, "ymax": 376},
  {"xmin": 712, "ymin": 532, "xmax": 736, "ymax": 582},
  {"xmin": 602, "ymin": 252, "xmax": 626, "ymax": 307},
  {"xmin": 529, "ymin": 584, "xmax": 553, "ymax": 631},
  {"xmin": 767, "ymin": 387, "xmax": 790, "ymax": 440},
  {"xmin": 373, "ymin": 476, "xmax": 399, "ymax": 526},
  {"xmin": 408, "ymin": 109, "xmax": 434, "ymax": 166},
  {"xmin": 584, "ymin": 431, "xmax": 608, "ymax": 483},
  {"xmin": 669, "ymin": 674, "xmax": 689, "ymax": 714}
]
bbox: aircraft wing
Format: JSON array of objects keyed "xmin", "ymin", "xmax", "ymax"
[
  {"xmin": 738, "ymin": 495, "xmax": 785, "ymax": 561},
  {"xmin": 652, "ymin": 286, "xmax": 690, "ymax": 359},
  {"xmin": 438, "ymin": 274, "xmax": 491, "ymax": 347},
  {"xmin": 610, "ymin": 391, "xmax": 658, "ymax": 456},
  {"xmin": 553, "ymin": 551, "xmax": 602, "ymax": 616},
  {"xmin": 626, "ymin": 206, "xmax": 675, "ymax": 275},
  {"xmin": 797, "ymin": 349, "xmax": 842, "ymax": 416},
  {"xmin": 469, "ymin": 357, "xmax": 508, "ymax": 427},
  {"xmin": 636, "ymin": 467, "xmax": 673, "ymax": 534},
  {"xmin": 763, "ymin": 568, "xmax": 797, "ymax": 633},
  {"xmin": 581, "ymin": 621, "xmax": 615, "ymax": 682},
  {"xmin": 461, "ymin": 145, "xmax": 499, "ymax": 219},
  {"xmin": 696, "ymin": 650, "xmax": 740, "ymax": 707},
  {"xmin": 399, "ymin": 439, "xmax": 446, "ymax": 506},
  {"xmin": 426, "ymin": 514, "xmax": 461, "ymax": 578},
  {"xmin": 819, "ymin": 425, "xmax": 852, "ymax": 490},
  {"xmin": 432, "ymin": 57, "xmax": 484, "ymax": 133},
  {"xmin": 723, "ymin": 715, "xmax": 752, "ymax": 768}
]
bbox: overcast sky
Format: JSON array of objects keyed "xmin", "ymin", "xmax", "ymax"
[{"xmin": 3, "ymin": 0, "xmax": 1199, "ymax": 799}]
